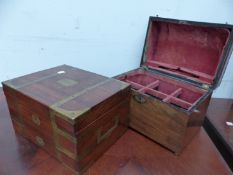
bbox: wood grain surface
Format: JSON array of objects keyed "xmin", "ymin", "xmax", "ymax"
[
  {"xmin": 128, "ymin": 87, "xmax": 210, "ymax": 154},
  {"xmin": 0, "ymin": 88, "xmax": 232, "ymax": 175}
]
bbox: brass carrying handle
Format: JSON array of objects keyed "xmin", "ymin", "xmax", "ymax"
[
  {"xmin": 32, "ymin": 114, "xmax": 40, "ymax": 126},
  {"xmin": 133, "ymin": 94, "xmax": 146, "ymax": 104},
  {"xmin": 35, "ymin": 136, "xmax": 45, "ymax": 147},
  {"xmin": 97, "ymin": 116, "xmax": 119, "ymax": 144}
]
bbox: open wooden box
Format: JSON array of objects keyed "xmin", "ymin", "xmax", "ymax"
[{"xmin": 116, "ymin": 17, "xmax": 233, "ymax": 154}]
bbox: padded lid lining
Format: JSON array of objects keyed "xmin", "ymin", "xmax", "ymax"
[{"xmin": 144, "ymin": 20, "xmax": 231, "ymax": 85}]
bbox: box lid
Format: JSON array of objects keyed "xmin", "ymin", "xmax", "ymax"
[
  {"xmin": 141, "ymin": 17, "xmax": 233, "ymax": 90},
  {"xmin": 2, "ymin": 65, "xmax": 129, "ymax": 124}
]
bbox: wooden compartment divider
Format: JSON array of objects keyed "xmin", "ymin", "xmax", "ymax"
[
  {"xmin": 169, "ymin": 97, "xmax": 192, "ymax": 110},
  {"xmin": 122, "ymin": 73, "xmax": 204, "ymax": 110},
  {"xmin": 163, "ymin": 88, "xmax": 182, "ymax": 103},
  {"xmin": 138, "ymin": 80, "xmax": 160, "ymax": 93}
]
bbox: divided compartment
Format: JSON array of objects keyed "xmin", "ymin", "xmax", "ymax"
[{"xmin": 118, "ymin": 70, "xmax": 206, "ymax": 110}]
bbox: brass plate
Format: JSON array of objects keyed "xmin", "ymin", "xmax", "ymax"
[{"xmin": 57, "ymin": 79, "xmax": 78, "ymax": 87}]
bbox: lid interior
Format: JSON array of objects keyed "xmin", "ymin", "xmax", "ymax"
[{"xmin": 144, "ymin": 20, "xmax": 231, "ymax": 85}]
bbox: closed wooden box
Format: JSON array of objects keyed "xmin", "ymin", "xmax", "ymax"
[
  {"xmin": 116, "ymin": 17, "xmax": 233, "ymax": 154},
  {"xmin": 2, "ymin": 65, "xmax": 130, "ymax": 174}
]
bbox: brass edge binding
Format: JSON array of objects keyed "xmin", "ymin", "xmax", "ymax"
[
  {"xmin": 50, "ymin": 111, "xmax": 88, "ymax": 161},
  {"xmin": 49, "ymin": 109, "xmax": 63, "ymax": 161},
  {"xmin": 50, "ymin": 107, "xmax": 90, "ymax": 124},
  {"xmin": 3, "ymin": 81, "xmax": 16, "ymax": 89},
  {"xmin": 56, "ymin": 146, "xmax": 77, "ymax": 160},
  {"xmin": 48, "ymin": 102, "xmax": 123, "ymax": 161},
  {"xmin": 50, "ymin": 78, "xmax": 128, "ymax": 123},
  {"xmin": 56, "ymin": 127, "xmax": 77, "ymax": 144},
  {"xmin": 114, "ymin": 79, "xmax": 130, "ymax": 90},
  {"xmin": 121, "ymin": 81, "xmax": 129, "ymax": 88},
  {"xmin": 50, "ymin": 79, "xmax": 112, "ymax": 122},
  {"xmin": 61, "ymin": 163, "xmax": 80, "ymax": 175},
  {"xmin": 50, "ymin": 109, "xmax": 77, "ymax": 161},
  {"xmin": 4, "ymin": 73, "xmax": 61, "ymax": 90},
  {"xmin": 50, "ymin": 110, "xmax": 102, "ymax": 161},
  {"xmin": 55, "ymin": 135, "xmax": 93, "ymax": 162},
  {"xmin": 76, "ymin": 115, "xmax": 120, "ymax": 162}
]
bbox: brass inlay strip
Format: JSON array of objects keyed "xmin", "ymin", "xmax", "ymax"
[
  {"xmin": 4, "ymin": 73, "xmax": 61, "ymax": 89},
  {"xmin": 47, "ymin": 79, "xmax": 128, "ymax": 161},
  {"xmin": 3, "ymin": 81, "xmax": 15, "ymax": 89},
  {"xmin": 49, "ymin": 109, "xmax": 78, "ymax": 162},
  {"xmin": 57, "ymin": 78, "xmax": 78, "ymax": 87},
  {"xmin": 49, "ymin": 115, "xmax": 121, "ymax": 161},
  {"xmin": 52, "ymin": 79, "xmax": 112, "ymax": 108},
  {"xmin": 49, "ymin": 109, "xmax": 64, "ymax": 160},
  {"xmin": 60, "ymin": 162, "xmax": 80, "ymax": 175},
  {"xmin": 51, "ymin": 107, "xmax": 90, "ymax": 123},
  {"xmin": 7, "ymin": 72, "xmax": 128, "ymax": 123},
  {"xmin": 97, "ymin": 116, "xmax": 119, "ymax": 144},
  {"xmin": 50, "ymin": 79, "xmax": 112, "ymax": 122},
  {"xmin": 56, "ymin": 127, "xmax": 77, "ymax": 144},
  {"xmin": 56, "ymin": 146, "xmax": 77, "ymax": 160},
  {"xmin": 50, "ymin": 109, "xmax": 78, "ymax": 161}
]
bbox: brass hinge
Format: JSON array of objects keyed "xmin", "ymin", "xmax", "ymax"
[
  {"xmin": 142, "ymin": 65, "xmax": 149, "ymax": 71},
  {"xmin": 201, "ymin": 84, "xmax": 210, "ymax": 90}
]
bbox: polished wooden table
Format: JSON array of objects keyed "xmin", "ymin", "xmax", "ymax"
[
  {"xmin": 204, "ymin": 98, "xmax": 233, "ymax": 171},
  {"xmin": 0, "ymin": 88, "xmax": 232, "ymax": 175}
]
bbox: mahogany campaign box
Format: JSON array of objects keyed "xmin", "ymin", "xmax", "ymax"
[
  {"xmin": 116, "ymin": 17, "xmax": 233, "ymax": 154},
  {"xmin": 2, "ymin": 65, "xmax": 130, "ymax": 174}
]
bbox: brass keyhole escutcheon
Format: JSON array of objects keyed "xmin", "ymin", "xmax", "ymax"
[
  {"xmin": 35, "ymin": 136, "xmax": 45, "ymax": 147},
  {"xmin": 134, "ymin": 94, "xmax": 146, "ymax": 104},
  {"xmin": 32, "ymin": 114, "xmax": 40, "ymax": 126}
]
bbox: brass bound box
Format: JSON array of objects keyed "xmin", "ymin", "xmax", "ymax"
[
  {"xmin": 2, "ymin": 65, "xmax": 130, "ymax": 174},
  {"xmin": 116, "ymin": 17, "xmax": 233, "ymax": 154}
]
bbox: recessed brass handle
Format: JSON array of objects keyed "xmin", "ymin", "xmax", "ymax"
[
  {"xmin": 35, "ymin": 136, "xmax": 45, "ymax": 147},
  {"xmin": 97, "ymin": 116, "xmax": 119, "ymax": 144},
  {"xmin": 32, "ymin": 114, "xmax": 40, "ymax": 126},
  {"xmin": 133, "ymin": 94, "xmax": 146, "ymax": 104}
]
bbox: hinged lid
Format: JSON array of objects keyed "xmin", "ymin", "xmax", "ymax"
[{"xmin": 141, "ymin": 17, "xmax": 233, "ymax": 90}]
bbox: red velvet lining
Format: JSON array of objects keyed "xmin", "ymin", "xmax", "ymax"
[
  {"xmin": 118, "ymin": 69, "xmax": 206, "ymax": 110},
  {"xmin": 145, "ymin": 21, "xmax": 230, "ymax": 84}
]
